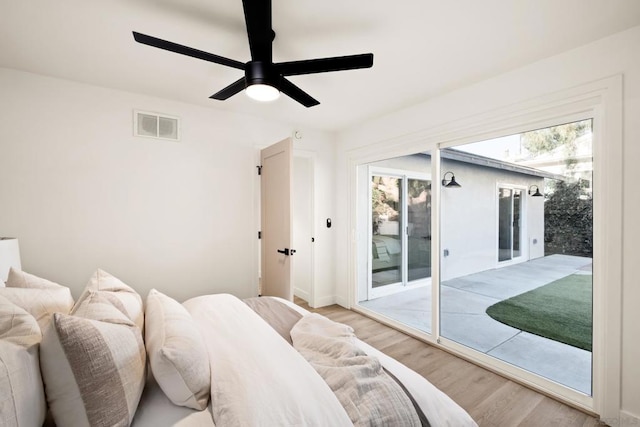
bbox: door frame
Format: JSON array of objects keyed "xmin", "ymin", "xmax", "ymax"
[
  {"xmin": 292, "ymin": 150, "xmax": 317, "ymax": 307},
  {"xmin": 367, "ymin": 166, "xmax": 431, "ymax": 300},
  {"xmin": 495, "ymin": 183, "xmax": 528, "ymax": 267},
  {"xmin": 254, "ymin": 142, "xmax": 318, "ymax": 305},
  {"xmin": 346, "ymin": 76, "xmax": 622, "ymax": 419}
]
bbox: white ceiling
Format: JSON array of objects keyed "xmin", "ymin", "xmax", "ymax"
[{"xmin": 2, "ymin": 0, "xmax": 639, "ymax": 131}]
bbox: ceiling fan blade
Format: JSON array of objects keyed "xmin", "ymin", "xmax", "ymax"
[
  {"xmin": 210, "ymin": 78, "xmax": 247, "ymax": 100},
  {"xmin": 279, "ymin": 78, "xmax": 320, "ymax": 108},
  {"xmin": 133, "ymin": 31, "xmax": 245, "ymax": 70},
  {"xmin": 241, "ymin": 0, "xmax": 273, "ymax": 61},
  {"xmin": 276, "ymin": 53, "xmax": 374, "ymax": 76}
]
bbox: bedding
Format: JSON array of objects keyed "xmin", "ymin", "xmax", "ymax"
[
  {"xmin": 276, "ymin": 297, "xmax": 478, "ymax": 427},
  {"xmin": 184, "ymin": 294, "xmax": 353, "ymax": 427},
  {"xmin": 131, "ymin": 374, "xmax": 215, "ymax": 427},
  {"xmin": 182, "ymin": 294, "xmax": 477, "ymax": 427},
  {"xmin": 145, "ymin": 289, "xmax": 211, "ymax": 410},
  {"xmin": 0, "ymin": 296, "xmax": 46, "ymax": 427},
  {"xmin": 72, "ymin": 269, "xmax": 144, "ymax": 330},
  {"xmin": 0, "ymin": 268, "xmax": 475, "ymax": 427},
  {"xmin": 0, "ymin": 269, "xmax": 74, "ymax": 331},
  {"xmin": 290, "ymin": 313, "xmax": 424, "ymax": 426},
  {"xmin": 40, "ymin": 295, "xmax": 146, "ymax": 427}
]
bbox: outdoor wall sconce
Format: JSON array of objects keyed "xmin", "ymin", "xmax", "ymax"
[
  {"xmin": 528, "ymin": 185, "xmax": 543, "ymax": 197},
  {"xmin": 442, "ymin": 171, "xmax": 461, "ymax": 188}
]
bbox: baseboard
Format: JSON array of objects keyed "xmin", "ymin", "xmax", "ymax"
[
  {"xmin": 314, "ymin": 295, "xmax": 337, "ymax": 308},
  {"xmin": 620, "ymin": 410, "xmax": 640, "ymax": 427},
  {"xmin": 335, "ymin": 295, "xmax": 349, "ymax": 308},
  {"xmin": 293, "ymin": 288, "xmax": 310, "ymax": 302}
]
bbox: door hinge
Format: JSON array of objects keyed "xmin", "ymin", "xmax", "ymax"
[
  {"xmin": 257, "ymin": 165, "xmax": 262, "ymax": 175},
  {"xmin": 258, "ymin": 231, "xmax": 261, "ymax": 239}
]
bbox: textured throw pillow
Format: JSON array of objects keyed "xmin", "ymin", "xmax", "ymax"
[
  {"xmin": 73, "ymin": 269, "xmax": 144, "ymax": 330},
  {"xmin": 40, "ymin": 303, "xmax": 146, "ymax": 427},
  {"xmin": 0, "ymin": 295, "xmax": 46, "ymax": 427},
  {"xmin": 145, "ymin": 289, "xmax": 210, "ymax": 410},
  {"xmin": 72, "ymin": 290, "xmax": 137, "ymax": 326},
  {"xmin": 0, "ymin": 270, "xmax": 74, "ymax": 331}
]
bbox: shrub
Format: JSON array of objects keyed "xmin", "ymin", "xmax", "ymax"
[{"xmin": 544, "ymin": 181, "xmax": 593, "ymax": 257}]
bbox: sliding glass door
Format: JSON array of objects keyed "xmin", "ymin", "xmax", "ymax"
[
  {"xmin": 498, "ymin": 187, "xmax": 523, "ymax": 263},
  {"xmin": 369, "ymin": 167, "xmax": 431, "ymax": 299}
]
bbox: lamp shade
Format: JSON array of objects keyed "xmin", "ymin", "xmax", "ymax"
[
  {"xmin": 442, "ymin": 171, "xmax": 461, "ymax": 188},
  {"xmin": 529, "ymin": 185, "xmax": 543, "ymax": 197},
  {"xmin": 0, "ymin": 238, "xmax": 21, "ymax": 282}
]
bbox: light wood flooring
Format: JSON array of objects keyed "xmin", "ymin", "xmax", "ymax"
[{"xmin": 295, "ymin": 297, "xmax": 604, "ymax": 427}]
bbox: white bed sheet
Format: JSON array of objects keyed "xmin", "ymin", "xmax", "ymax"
[{"xmin": 131, "ymin": 374, "xmax": 215, "ymax": 427}]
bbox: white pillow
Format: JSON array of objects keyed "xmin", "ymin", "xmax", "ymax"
[
  {"xmin": 1, "ymin": 268, "xmax": 75, "ymax": 331},
  {"xmin": 0, "ymin": 342, "xmax": 47, "ymax": 427},
  {"xmin": 0, "ymin": 295, "xmax": 46, "ymax": 427},
  {"xmin": 145, "ymin": 289, "xmax": 210, "ymax": 410},
  {"xmin": 40, "ymin": 305, "xmax": 146, "ymax": 427},
  {"xmin": 73, "ymin": 269, "xmax": 144, "ymax": 330}
]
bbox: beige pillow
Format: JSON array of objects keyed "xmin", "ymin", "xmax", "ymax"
[
  {"xmin": 40, "ymin": 304, "xmax": 146, "ymax": 427},
  {"xmin": 0, "ymin": 295, "xmax": 46, "ymax": 427},
  {"xmin": 0, "ymin": 294, "xmax": 41, "ymax": 346},
  {"xmin": 6, "ymin": 267, "xmax": 64, "ymax": 289},
  {"xmin": 1, "ymin": 268, "xmax": 75, "ymax": 331},
  {"xmin": 73, "ymin": 269, "xmax": 144, "ymax": 330},
  {"xmin": 145, "ymin": 289, "xmax": 210, "ymax": 410}
]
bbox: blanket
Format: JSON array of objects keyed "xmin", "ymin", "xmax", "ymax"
[
  {"xmin": 184, "ymin": 294, "xmax": 352, "ymax": 427},
  {"xmin": 290, "ymin": 313, "xmax": 426, "ymax": 427}
]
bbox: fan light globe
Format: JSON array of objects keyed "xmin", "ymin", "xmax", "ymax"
[{"xmin": 246, "ymin": 84, "xmax": 280, "ymax": 102}]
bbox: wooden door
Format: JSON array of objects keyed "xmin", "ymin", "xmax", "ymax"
[{"xmin": 260, "ymin": 138, "xmax": 293, "ymax": 300}]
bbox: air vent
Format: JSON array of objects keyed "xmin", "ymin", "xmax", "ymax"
[{"xmin": 134, "ymin": 110, "xmax": 180, "ymax": 141}]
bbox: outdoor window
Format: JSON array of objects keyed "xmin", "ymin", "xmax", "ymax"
[
  {"xmin": 357, "ymin": 119, "xmax": 594, "ymax": 398},
  {"xmin": 440, "ymin": 119, "xmax": 594, "ymax": 395}
]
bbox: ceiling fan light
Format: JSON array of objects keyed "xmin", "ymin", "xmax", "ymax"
[{"xmin": 246, "ymin": 84, "xmax": 280, "ymax": 102}]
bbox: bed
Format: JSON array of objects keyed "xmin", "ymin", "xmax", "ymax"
[{"xmin": 1, "ymin": 268, "xmax": 476, "ymax": 427}]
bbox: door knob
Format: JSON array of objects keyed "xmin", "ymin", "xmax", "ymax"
[{"xmin": 277, "ymin": 248, "xmax": 290, "ymax": 256}]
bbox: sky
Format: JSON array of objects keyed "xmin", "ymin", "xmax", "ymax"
[{"xmin": 455, "ymin": 133, "xmax": 523, "ymax": 162}]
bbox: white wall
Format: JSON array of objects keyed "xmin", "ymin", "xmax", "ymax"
[
  {"xmin": 440, "ymin": 159, "xmax": 545, "ymax": 280},
  {"xmin": 335, "ymin": 26, "xmax": 640, "ymax": 422},
  {"xmin": 0, "ymin": 67, "xmax": 336, "ymax": 305}
]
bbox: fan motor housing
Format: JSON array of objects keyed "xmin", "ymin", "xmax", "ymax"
[{"xmin": 246, "ymin": 61, "xmax": 280, "ymax": 87}]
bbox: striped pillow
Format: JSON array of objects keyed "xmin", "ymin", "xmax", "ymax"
[
  {"xmin": 6, "ymin": 267, "xmax": 65, "ymax": 289},
  {"xmin": 0, "ymin": 294, "xmax": 41, "ymax": 346},
  {"xmin": 40, "ymin": 303, "xmax": 146, "ymax": 427},
  {"xmin": 73, "ymin": 269, "xmax": 144, "ymax": 330},
  {"xmin": 2, "ymin": 268, "xmax": 75, "ymax": 331},
  {"xmin": 145, "ymin": 289, "xmax": 210, "ymax": 410}
]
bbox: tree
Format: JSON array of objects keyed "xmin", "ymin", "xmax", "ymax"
[
  {"xmin": 521, "ymin": 120, "xmax": 590, "ymax": 157},
  {"xmin": 544, "ymin": 181, "xmax": 592, "ymax": 257}
]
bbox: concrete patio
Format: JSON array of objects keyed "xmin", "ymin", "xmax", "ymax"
[{"xmin": 360, "ymin": 254, "xmax": 593, "ymax": 394}]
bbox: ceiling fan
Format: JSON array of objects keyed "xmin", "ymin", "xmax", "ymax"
[{"xmin": 133, "ymin": 0, "xmax": 374, "ymax": 107}]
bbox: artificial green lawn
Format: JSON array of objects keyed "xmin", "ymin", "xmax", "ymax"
[{"xmin": 486, "ymin": 274, "xmax": 592, "ymax": 351}]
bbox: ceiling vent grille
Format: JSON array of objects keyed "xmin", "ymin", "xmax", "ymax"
[{"xmin": 134, "ymin": 110, "xmax": 180, "ymax": 141}]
